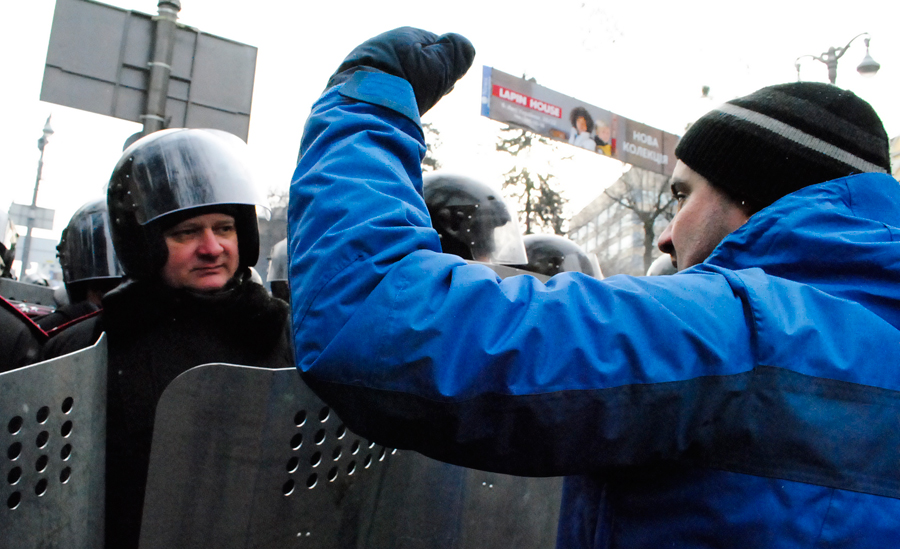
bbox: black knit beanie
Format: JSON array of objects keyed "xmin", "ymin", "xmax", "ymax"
[{"xmin": 675, "ymin": 82, "xmax": 890, "ymax": 211}]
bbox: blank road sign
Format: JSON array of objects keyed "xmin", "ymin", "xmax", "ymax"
[
  {"xmin": 9, "ymin": 203, "xmax": 55, "ymax": 231},
  {"xmin": 41, "ymin": 0, "xmax": 257, "ymax": 141}
]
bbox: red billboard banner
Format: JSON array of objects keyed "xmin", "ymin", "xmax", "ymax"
[{"xmin": 492, "ymin": 85, "xmax": 562, "ymax": 118}]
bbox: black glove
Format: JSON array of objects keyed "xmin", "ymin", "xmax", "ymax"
[{"xmin": 327, "ymin": 27, "xmax": 475, "ymax": 116}]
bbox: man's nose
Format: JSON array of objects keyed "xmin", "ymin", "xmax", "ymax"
[
  {"xmin": 658, "ymin": 221, "xmax": 674, "ymax": 256},
  {"xmin": 196, "ymin": 228, "xmax": 224, "ymax": 255}
]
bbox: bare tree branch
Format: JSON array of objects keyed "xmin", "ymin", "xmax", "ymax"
[
  {"xmin": 497, "ymin": 127, "xmax": 567, "ymax": 235},
  {"xmin": 422, "ymin": 122, "xmax": 442, "ymax": 172},
  {"xmin": 601, "ymin": 167, "xmax": 675, "ymax": 273}
]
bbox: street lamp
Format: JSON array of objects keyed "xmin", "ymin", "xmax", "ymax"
[
  {"xmin": 19, "ymin": 116, "xmax": 54, "ymax": 276},
  {"xmin": 794, "ymin": 33, "xmax": 880, "ymax": 85}
]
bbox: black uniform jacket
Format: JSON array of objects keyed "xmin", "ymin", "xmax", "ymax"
[
  {"xmin": 0, "ymin": 296, "xmax": 45, "ymax": 372},
  {"xmin": 36, "ymin": 300, "xmax": 100, "ymax": 332},
  {"xmin": 43, "ymin": 273, "xmax": 293, "ymax": 548}
]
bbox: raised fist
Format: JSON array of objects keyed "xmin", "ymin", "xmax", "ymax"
[{"xmin": 328, "ymin": 27, "xmax": 476, "ymax": 116}]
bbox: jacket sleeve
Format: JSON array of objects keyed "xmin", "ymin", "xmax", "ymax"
[{"xmin": 287, "ymin": 72, "xmax": 759, "ymax": 476}]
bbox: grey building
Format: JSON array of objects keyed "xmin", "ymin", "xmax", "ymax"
[{"xmin": 569, "ymin": 168, "xmax": 674, "ymax": 277}]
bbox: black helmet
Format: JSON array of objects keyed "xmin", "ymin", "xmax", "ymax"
[
  {"xmin": 646, "ymin": 254, "xmax": 677, "ymax": 276},
  {"xmin": 267, "ymin": 238, "xmax": 290, "ymax": 302},
  {"xmin": 423, "ymin": 173, "xmax": 526, "ymax": 264},
  {"xmin": 107, "ymin": 128, "xmax": 269, "ymax": 279},
  {"xmin": 57, "ymin": 199, "xmax": 124, "ymax": 300},
  {"xmin": 519, "ymin": 234, "xmax": 603, "ymax": 278}
]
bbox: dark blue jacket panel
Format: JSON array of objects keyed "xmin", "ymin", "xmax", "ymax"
[{"xmin": 288, "ymin": 72, "xmax": 900, "ymax": 548}]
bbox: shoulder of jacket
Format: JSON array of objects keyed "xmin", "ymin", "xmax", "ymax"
[
  {"xmin": 0, "ymin": 295, "xmax": 48, "ymax": 341},
  {"xmin": 42, "ymin": 313, "xmax": 103, "ymax": 360}
]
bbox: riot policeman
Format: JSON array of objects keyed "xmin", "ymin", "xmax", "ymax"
[
  {"xmin": 37, "ymin": 199, "xmax": 124, "ymax": 331},
  {"xmin": 423, "ymin": 172, "xmax": 527, "ymax": 264},
  {"xmin": 42, "ymin": 128, "xmax": 294, "ymax": 548},
  {"xmin": 646, "ymin": 253, "xmax": 677, "ymax": 276},
  {"xmin": 0, "ymin": 211, "xmax": 48, "ymax": 369},
  {"xmin": 267, "ymin": 238, "xmax": 290, "ymax": 303},
  {"xmin": 518, "ymin": 234, "xmax": 603, "ymax": 278},
  {"xmin": 0, "ymin": 296, "xmax": 44, "ymax": 372}
]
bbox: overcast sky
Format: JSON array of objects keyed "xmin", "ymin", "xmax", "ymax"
[{"xmin": 4, "ymin": 0, "xmax": 899, "ymax": 249}]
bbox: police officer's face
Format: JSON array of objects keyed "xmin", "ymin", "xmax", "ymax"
[
  {"xmin": 658, "ymin": 161, "xmax": 749, "ymax": 271},
  {"xmin": 161, "ymin": 213, "xmax": 239, "ymax": 291}
]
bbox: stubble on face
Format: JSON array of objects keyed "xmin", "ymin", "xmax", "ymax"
[{"xmin": 658, "ymin": 161, "xmax": 750, "ymax": 271}]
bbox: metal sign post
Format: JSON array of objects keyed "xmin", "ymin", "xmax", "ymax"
[{"xmin": 142, "ymin": 0, "xmax": 181, "ymax": 136}]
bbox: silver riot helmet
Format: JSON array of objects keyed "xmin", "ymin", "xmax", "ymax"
[
  {"xmin": 107, "ymin": 128, "xmax": 270, "ymax": 279},
  {"xmin": 422, "ymin": 173, "xmax": 527, "ymax": 264},
  {"xmin": 647, "ymin": 253, "xmax": 677, "ymax": 276},
  {"xmin": 519, "ymin": 234, "xmax": 603, "ymax": 279},
  {"xmin": 267, "ymin": 238, "xmax": 289, "ymax": 302},
  {"xmin": 58, "ymin": 199, "xmax": 124, "ymax": 284}
]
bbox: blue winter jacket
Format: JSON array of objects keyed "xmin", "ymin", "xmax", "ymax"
[{"xmin": 288, "ymin": 72, "xmax": 900, "ymax": 548}]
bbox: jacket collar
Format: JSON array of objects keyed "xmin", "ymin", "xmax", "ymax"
[{"xmin": 698, "ymin": 172, "xmax": 900, "ymax": 329}]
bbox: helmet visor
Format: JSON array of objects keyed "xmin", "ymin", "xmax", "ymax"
[
  {"xmin": 466, "ymin": 196, "xmax": 527, "ymax": 265},
  {"xmin": 63, "ymin": 207, "xmax": 124, "ymax": 283},
  {"xmin": 522, "ymin": 236, "xmax": 603, "ymax": 278},
  {"xmin": 267, "ymin": 239, "xmax": 288, "ymax": 282},
  {"xmin": 559, "ymin": 251, "xmax": 602, "ymax": 278},
  {"xmin": 119, "ymin": 129, "xmax": 269, "ymax": 225}
]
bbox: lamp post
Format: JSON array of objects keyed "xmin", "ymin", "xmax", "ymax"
[
  {"xmin": 20, "ymin": 116, "xmax": 54, "ymax": 277},
  {"xmin": 795, "ymin": 33, "xmax": 880, "ymax": 85}
]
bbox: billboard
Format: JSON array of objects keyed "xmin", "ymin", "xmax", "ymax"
[
  {"xmin": 481, "ymin": 67, "xmax": 679, "ymax": 176},
  {"xmin": 41, "ymin": 0, "xmax": 257, "ymax": 141}
]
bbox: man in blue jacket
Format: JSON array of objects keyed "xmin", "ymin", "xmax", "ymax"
[{"xmin": 288, "ymin": 28, "xmax": 900, "ymax": 548}]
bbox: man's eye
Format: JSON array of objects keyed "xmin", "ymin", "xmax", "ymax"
[
  {"xmin": 215, "ymin": 225, "xmax": 236, "ymax": 235},
  {"xmin": 170, "ymin": 228, "xmax": 197, "ymax": 240}
]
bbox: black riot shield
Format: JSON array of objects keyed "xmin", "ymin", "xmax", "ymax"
[
  {"xmin": 0, "ymin": 335, "xmax": 107, "ymax": 549},
  {"xmin": 140, "ymin": 363, "xmax": 563, "ymax": 549},
  {"xmin": 139, "ymin": 364, "xmax": 394, "ymax": 548},
  {"xmin": 365, "ymin": 451, "xmax": 563, "ymax": 549}
]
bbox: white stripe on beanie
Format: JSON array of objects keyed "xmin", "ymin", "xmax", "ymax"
[{"xmin": 716, "ymin": 103, "xmax": 887, "ymax": 175}]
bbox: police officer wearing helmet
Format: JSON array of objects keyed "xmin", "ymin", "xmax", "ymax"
[
  {"xmin": 267, "ymin": 238, "xmax": 290, "ymax": 303},
  {"xmin": 517, "ymin": 234, "xmax": 603, "ymax": 279},
  {"xmin": 423, "ymin": 172, "xmax": 527, "ymax": 265},
  {"xmin": 37, "ymin": 199, "xmax": 124, "ymax": 331},
  {"xmin": 43, "ymin": 128, "xmax": 293, "ymax": 548},
  {"xmin": 0, "ymin": 297, "xmax": 44, "ymax": 372},
  {"xmin": 0, "ymin": 210, "xmax": 44, "ymax": 371},
  {"xmin": 646, "ymin": 253, "xmax": 677, "ymax": 276}
]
